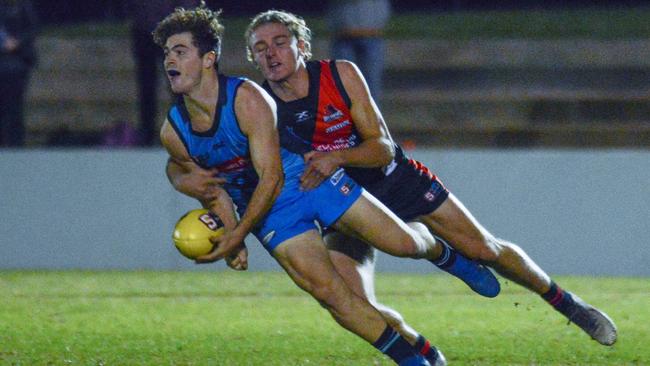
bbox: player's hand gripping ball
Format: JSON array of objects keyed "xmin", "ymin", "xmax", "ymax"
[{"xmin": 172, "ymin": 209, "xmax": 224, "ymax": 259}]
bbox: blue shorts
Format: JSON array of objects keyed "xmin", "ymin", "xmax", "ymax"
[{"xmin": 253, "ymin": 169, "xmax": 363, "ymax": 252}]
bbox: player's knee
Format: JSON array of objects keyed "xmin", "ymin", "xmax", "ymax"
[
  {"xmin": 396, "ymin": 235, "xmax": 422, "ymax": 258},
  {"xmin": 475, "ymin": 236, "xmax": 506, "ymax": 263},
  {"xmin": 309, "ymin": 281, "xmax": 346, "ymax": 311},
  {"xmin": 377, "ymin": 305, "xmax": 405, "ymax": 329},
  {"xmin": 459, "ymin": 235, "xmax": 500, "ymax": 263}
]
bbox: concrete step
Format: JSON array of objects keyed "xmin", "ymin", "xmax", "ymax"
[{"xmin": 24, "ymin": 37, "xmax": 650, "ymax": 147}]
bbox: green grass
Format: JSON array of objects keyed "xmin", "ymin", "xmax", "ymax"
[
  {"xmin": 42, "ymin": 7, "xmax": 650, "ymax": 40},
  {"xmin": 1, "ymin": 271, "xmax": 648, "ymax": 365}
]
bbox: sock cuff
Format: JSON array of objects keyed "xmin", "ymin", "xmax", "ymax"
[
  {"xmin": 372, "ymin": 325, "xmax": 399, "ymax": 351},
  {"xmin": 373, "ymin": 325, "xmax": 417, "ymax": 363},
  {"xmin": 541, "ymin": 282, "xmax": 565, "ymax": 306},
  {"xmin": 415, "ymin": 335, "xmax": 431, "ymax": 356},
  {"xmin": 431, "ymin": 236, "xmax": 456, "ymax": 268}
]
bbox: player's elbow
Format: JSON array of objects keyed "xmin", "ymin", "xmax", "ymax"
[
  {"xmin": 267, "ymin": 169, "xmax": 284, "ymax": 201},
  {"xmin": 377, "ymin": 139, "xmax": 395, "ymax": 166},
  {"xmin": 166, "ymin": 159, "xmax": 185, "ymax": 190}
]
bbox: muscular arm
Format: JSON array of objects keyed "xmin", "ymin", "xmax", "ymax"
[
  {"xmin": 160, "ymin": 120, "xmax": 238, "ymax": 229},
  {"xmin": 166, "ymin": 156, "xmax": 226, "ymax": 204},
  {"xmin": 301, "ymin": 60, "xmax": 395, "ymax": 189},
  {"xmin": 185, "ymin": 81, "xmax": 283, "ymax": 264},
  {"xmin": 331, "ymin": 60, "xmax": 395, "ymax": 167},
  {"xmin": 230, "ymin": 81, "xmax": 284, "ymax": 238}
]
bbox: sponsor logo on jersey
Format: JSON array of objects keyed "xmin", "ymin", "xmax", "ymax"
[
  {"xmin": 323, "ymin": 104, "xmax": 344, "ymax": 122},
  {"xmin": 294, "ymin": 110, "xmax": 311, "ymax": 123},
  {"xmin": 325, "ymin": 120, "xmax": 351, "ymax": 134},
  {"xmin": 330, "ymin": 169, "xmax": 345, "ymax": 185},
  {"xmin": 193, "ymin": 155, "xmax": 249, "ymax": 173},
  {"xmin": 314, "ymin": 136, "xmax": 358, "ymax": 152},
  {"xmin": 262, "ymin": 230, "xmax": 276, "ymax": 245}
]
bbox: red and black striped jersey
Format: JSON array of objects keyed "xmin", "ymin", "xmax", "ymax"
[{"xmin": 263, "ymin": 60, "xmax": 445, "ymax": 220}]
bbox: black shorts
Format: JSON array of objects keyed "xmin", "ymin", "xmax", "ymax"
[{"xmin": 362, "ymin": 158, "xmax": 449, "ymax": 222}]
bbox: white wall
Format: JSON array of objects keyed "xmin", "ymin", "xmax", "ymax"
[{"xmin": 1, "ymin": 148, "xmax": 648, "ymax": 276}]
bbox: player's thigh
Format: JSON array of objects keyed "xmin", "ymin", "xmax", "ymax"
[
  {"xmin": 273, "ymin": 229, "xmax": 346, "ymax": 295},
  {"xmin": 418, "ymin": 193, "xmax": 492, "ymax": 256},
  {"xmin": 332, "ymin": 191, "xmax": 417, "ymax": 257},
  {"xmin": 325, "ymin": 232, "xmax": 377, "ymax": 302}
]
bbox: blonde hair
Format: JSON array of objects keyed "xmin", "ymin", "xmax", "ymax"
[{"xmin": 245, "ymin": 10, "xmax": 312, "ymax": 63}]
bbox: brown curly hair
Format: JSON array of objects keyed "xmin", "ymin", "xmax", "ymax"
[{"xmin": 152, "ymin": 1, "xmax": 224, "ymax": 66}]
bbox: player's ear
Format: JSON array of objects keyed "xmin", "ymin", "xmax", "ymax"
[
  {"xmin": 296, "ymin": 38, "xmax": 306, "ymax": 57},
  {"xmin": 203, "ymin": 51, "xmax": 217, "ymax": 69}
]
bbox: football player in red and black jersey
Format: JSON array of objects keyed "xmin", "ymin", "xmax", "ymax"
[{"xmin": 242, "ymin": 10, "xmax": 617, "ymax": 349}]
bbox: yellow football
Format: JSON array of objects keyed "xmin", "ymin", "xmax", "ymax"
[{"xmin": 172, "ymin": 209, "xmax": 225, "ymax": 259}]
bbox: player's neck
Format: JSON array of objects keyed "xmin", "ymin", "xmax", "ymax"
[
  {"xmin": 184, "ymin": 70, "xmax": 219, "ymax": 129},
  {"xmin": 268, "ymin": 64, "xmax": 309, "ymax": 102},
  {"xmin": 185, "ymin": 68, "xmax": 219, "ymax": 105}
]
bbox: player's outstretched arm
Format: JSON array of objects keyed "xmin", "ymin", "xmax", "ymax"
[{"xmin": 300, "ymin": 60, "xmax": 395, "ymax": 190}]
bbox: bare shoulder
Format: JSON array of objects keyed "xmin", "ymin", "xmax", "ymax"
[
  {"xmin": 234, "ymin": 80, "xmax": 277, "ymax": 134},
  {"xmin": 160, "ymin": 118, "xmax": 191, "ymax": 162},
  {"xmin": 335, "ymin": 60, "xmax": 364, "ymax": 85},
  {"xmin": 334, "ymin": 60, "xmax": 372, "ymax": 105},
  {"xmin": 235, "ymin": 79, "xmax": 274, "ymax": 107}
]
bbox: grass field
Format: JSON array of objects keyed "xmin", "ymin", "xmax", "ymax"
[{"xmin": 1, "ymin": 271, "xmax": 648, "ymax": 365}]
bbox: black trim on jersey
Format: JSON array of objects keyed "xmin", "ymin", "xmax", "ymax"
[
  {"xmin": 210, "ymin": 73, "xmax": 228, "ymax": 135},
  {"xmin": 173, "ymin": 74, "xmax": 228, "ymax": 138},
  {"xmin": 329, "ymin": 60, "xmax": 352, "ymax": 109},
  {"xmin": 229, "ymin": 77, "xmax": 248, "ymax": 148},
  {"xmin": 166, "ymin": 108, "xmax": 210, "ymax": 169},
  {"xmin": 306, "ymin": 60, "xmax": 321, "ymax": 111}
]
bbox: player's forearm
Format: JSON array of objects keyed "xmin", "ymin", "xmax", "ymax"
[
  {"xmin": 166, "ymin": 158, "xmax": 188, "ymax": 192},
  {"xmin": 234, "ymin": 170, "xmax": 283, "ymax": 237},
  {"xmin": 338, "ymin": 136, "xmax": 394, "ymax": 168},
  {"xmin": 203, "ymin": 192, "xmax": 238, "ymax": 230}
]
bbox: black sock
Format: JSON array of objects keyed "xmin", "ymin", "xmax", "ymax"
[
  {"xmin": 541, "ymin": 281, "xmax": 574, "ymax": 315},
  {"xmin": 430, "ymin": 238, "xmax": 456, "ymax": 269},
  {"xmin": 415, "ymin": 335, "xmax": 439, "ymax": 361},
  {"xmin": 372, "ymin": 325, "xmax": 417, "ymax": 364}
]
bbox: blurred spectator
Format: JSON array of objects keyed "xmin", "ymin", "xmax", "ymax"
[
  {"xmin": 327, "ymin": 0, "xmax": 391, "ymax": 103},
  {"xmin": 127, "ymin": 0, "xmax": 198, "ymax": 147},
  {"xmin": 0, "ymin": 0, "xmax": 38, "ymax": 147}
]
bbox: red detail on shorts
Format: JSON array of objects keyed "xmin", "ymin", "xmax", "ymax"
[
  {"xmin": 420, "ymin": 340, "xmax": 431, "ymax": 356},
  {"xmin": 549, "ymin": 291, "xmax": 564, "ymax": 306},
  {"xmin": 408, "ymin": 158, "xmax": 435, "ymax": 179}
]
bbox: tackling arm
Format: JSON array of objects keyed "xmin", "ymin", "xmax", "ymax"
[
  {"xmin": 300, "ymin": 60, "xmax": 395, "ymax": 189},
  {"xmin": 329, "ymin": 60, "xmax": 395, "ymax": 168},
  {"xmin": 160, "ymin": 119, "xmax": 238, "ymax": 230}
]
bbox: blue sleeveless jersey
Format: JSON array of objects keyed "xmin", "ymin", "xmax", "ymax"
[
  {"xmin": 166, "ymin": 75, "xmax": 304, "ymax": 215},
  {"xmin": 167, "ymin": 74, "xmax": 363, "ymax": 252}
]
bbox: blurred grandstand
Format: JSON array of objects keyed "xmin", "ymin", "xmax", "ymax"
[{"xmin": 24, "ymin": 1, "xmax": 650, "ymax": 148}]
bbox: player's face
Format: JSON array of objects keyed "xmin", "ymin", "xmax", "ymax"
[
  {"xmin": 163, "ymin": 32, "xmax": 204, "ymax": 94},
  {"xmin": 249, "ymin": 22, "xmax": 304, "ymax": 83}
]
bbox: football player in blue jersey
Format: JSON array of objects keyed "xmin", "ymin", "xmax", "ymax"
[
  {"xmin": 153, "ymin": 3, "xmax": 448, "ymax": 365},
  {"xmin": 240, "ymin": 9, "xmax": 617, "ymax": 348}
]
